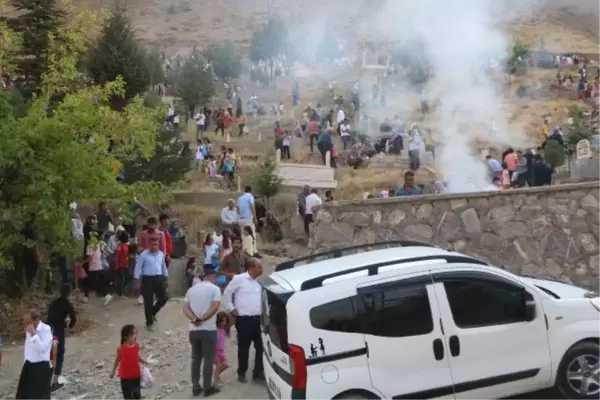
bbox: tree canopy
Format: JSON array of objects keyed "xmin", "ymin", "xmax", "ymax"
[
  {"xmin": 0, "ymin": 3, "xmax": 166, "ymax": 271},
  {"xmin": 122, "ymin": 126, "xmax": 192, "ymax": 185},
  {"xmin": 87, "ymin": 4, "xmax": 151, "ymax": 110},
  {"xmin": 8, "ymin": 0, "xmax": 64, "ymax": 95},
  {"xmin": 204, "ymin": 41, "xmax": 242, "ymax": 80},
  {"xmin": 172, "ymin": 50, "xmax": 215, "ymax": 110},
  {"xmin": 250, "ymin": 18, "xmax": 288, "ymax": 62}
]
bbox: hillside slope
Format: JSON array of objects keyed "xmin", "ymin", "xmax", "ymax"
[{"xmin": 76, "ymin": 0, "xmax": 598, "ymax": 55}]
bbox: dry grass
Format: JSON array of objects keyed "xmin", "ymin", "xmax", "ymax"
[
  {"xmin": 506, "ymin": 19, "xmax": 599, "ymax": 54},
  {"xmin": 334, "ymin": 167, "xmax": 435, "ymax": 200}
]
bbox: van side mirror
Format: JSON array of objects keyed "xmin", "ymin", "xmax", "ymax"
[{"xmin": 525, "ymin": 300, "xmax": 536, "ymax": 321}]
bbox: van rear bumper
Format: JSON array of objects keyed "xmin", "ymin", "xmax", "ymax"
[{"xmin": 264, "ymin": 354, "xmax": 306, "ymax": 399}]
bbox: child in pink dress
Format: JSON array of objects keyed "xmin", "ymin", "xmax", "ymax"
[{"xmin": 213, "ymin": 312, "xmax": 229, "ymax": 386}]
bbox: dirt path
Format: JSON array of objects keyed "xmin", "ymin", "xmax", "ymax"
[{"xmin": 0, "ymin": 296, "xmax": 269, "ymax": 399}]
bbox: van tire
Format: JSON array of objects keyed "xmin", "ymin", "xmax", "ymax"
[
  {"xmin": 334, "ymin": 390, "xmax": 378, "ymax": 400},
  {"xmin": 556, "ymin": 341, "xmax": 600, "ymax": 400}
]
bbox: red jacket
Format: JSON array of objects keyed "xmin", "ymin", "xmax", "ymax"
[{"xmin": 163, "ymin": 229, "xmax": 173, "ymax": 256}]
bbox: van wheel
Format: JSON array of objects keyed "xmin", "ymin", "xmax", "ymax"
[
  {"xmin": 556, "ymin": 341, "xmax": 600, "ymax": 399},
  {"xmin": 334, "ymin": 391, "xmax": 375, "ymax": 400}
]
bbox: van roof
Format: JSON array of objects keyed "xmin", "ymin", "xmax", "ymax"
[{"xmin": 271, "ymin": 246, "xmax": 477, "ymax": 292}]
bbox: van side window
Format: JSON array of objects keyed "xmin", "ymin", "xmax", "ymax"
[
  {"xmin": 309, "ymin": 296, "xmax": 362, "ymax": 333},
  {"xmin": 443, "ymin": 279, "xmax": 528, "ymax": 328},
  {"xmin": 364, "ymin": 284, "xmax": 433, "ymax": 338}
]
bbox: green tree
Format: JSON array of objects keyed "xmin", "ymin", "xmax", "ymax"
[
  {"xmin": 507, "ymin": 41, "xmax": 530, "ymax": 75},
  {"xmin": 566, "ymin": 105, "xmax": 591, "ymax": 147},
  {"xmin": 252, "ymin": 156, "xmax": 283, "ymax": 208},
  {"xmin": 146, "ymin": 47, "xmax": 164, "ymax": 87},
  {"xmin": 250, "ymin": 18, "xmax": 287, "ymax": 62},
  {"xmin": 172, "ymin": 51, "xmax": 215, "ymax": 114},
  {"xmin": 8, "ymin": 0, "xmax": 64, "ymax": 95},
  {"xmin": 0, "ymin": 3, "xmax": 166, "ymax": 275},
  {"xmin": 204, "ymin": 41, "xmax": 242, "ymax": 80},
  {"xmin": 121, "ymin": 126, "xmax": 192, "ymax": 184},
  {"xmin": 87, "ymin": 4, "xmax": 150, "ymax": 110},
  {"xmin": 543, "ymin": 140, "xmax": 566, "ymax": 168}
]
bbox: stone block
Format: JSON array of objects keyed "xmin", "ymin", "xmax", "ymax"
[
  {"xmin": 167, "ymin": 258, "xmax": 189, "ymax": 297},
  {"xmin": 461, "ymin": 208, "xmax": 481, "ymax": 234}
]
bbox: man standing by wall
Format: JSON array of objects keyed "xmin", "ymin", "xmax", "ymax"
[
  {"xmin": 223, "ymin": 258, "xmax": 264, "ymax": 383},
  {"xmin": 237, "ymin": 186, "xmax": 256, "ymax": 236},
  {"xmin": 134, "ymin": 237, "xmax": 169, "ymax": 331},
  {"xmin": 183, "ymin": 270, "xmax": 222, "ymax": 397}
]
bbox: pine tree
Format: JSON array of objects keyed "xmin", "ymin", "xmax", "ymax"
[
  {"xmin": 87, "ymin": 4, "xmax": 150, "ymax": 110},
  {"xmin": 172, "ymin": 51, "xmax": 215, "ymax": 114},
  {"xmin": 203, "ymin": 42, "xmax": 242, "ymax": 81},
  {"xmin": 121, "ymin": 127, "xmax": 192, "ymax": 184},
  {"xmin": 9, "ymin": 0, "xmax": 64, "ymax": 96},
  {"xmin": 252, "ymin": 157, "xmax": 283, "ymax": 208}
]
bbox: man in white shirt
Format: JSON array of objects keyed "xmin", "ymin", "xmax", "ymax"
[
  {"xmin": 336, "ymin": 108, "xmax": 345, "ymax": 135},
  {"xmin": 408, "ymin": 127, "xmax": 423, "ymax": 170},
  {"xmin": 183, "ymin": 270, "xmax": 222, "ymax": 397},
  {"xmin": 194, "ymin": 112, "xmax": 205, "ymax": 138},
  {"xmin": 303, "ymin": 188, "xmax": 322, "ymax": 237},
  {"xmin": 340, "ymin": 118, "xmax": 351, "ymax": 150},
  {"xmin": 16, "ymin": 309, "xmax": 53, "ymax": 399},
  {"xmin": 220, "ymin": 199, "xmax": 239, "ymax": 229},
  {"xmin": 223, "ymin": 258, "xmax": 264, "ymax": 383}
]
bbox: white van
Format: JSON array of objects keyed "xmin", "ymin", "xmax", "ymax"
[{"xmin": 259, "ymin": 241, "xmax": 600, "ymax": 400}]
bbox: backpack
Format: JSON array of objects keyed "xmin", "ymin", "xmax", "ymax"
[
  {"xmin": 223, "ymin": 158, "xmax": 234, "ymax": 173},
  {"xmin": 201, "ymin": 144, "xmax": 208, "ymax": 158}
]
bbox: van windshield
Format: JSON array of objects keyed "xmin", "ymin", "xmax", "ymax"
[{"xmin": 262, "ymin": 288, "xmax": 289, "ymax": 352}]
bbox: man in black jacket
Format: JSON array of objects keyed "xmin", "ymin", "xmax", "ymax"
[{"xmin": 47, "ymin": 284, "xmax": 77, "ymax": 393}]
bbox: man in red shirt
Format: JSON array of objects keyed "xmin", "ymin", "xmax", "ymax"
[
  {"xmin": 307, "ymin": 120, "xmax": 320, "ymax": 153},
  {"xmin": 137, "ymin": 217, "xmax": 166, "ymax": 254},
  {"xmin": 159, "ymin": 213, "xmax": 173, "ymax": 267},
  {"xmin": 274, "ymin": 121, "xmax": 285, "ymax": 154}
]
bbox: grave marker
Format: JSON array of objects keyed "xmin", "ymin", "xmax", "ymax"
[{"xmin": 576, "ymin": 139, "xmax": 592, "ymax": 160}]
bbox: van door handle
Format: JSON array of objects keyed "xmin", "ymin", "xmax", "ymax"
[
  {"xmin": 432, "ymin": 338, "xmax": 444, "ymax": 361},
  {"xmin": 449, "ymin": 335, "xmax": 460, "ymax": 357}
]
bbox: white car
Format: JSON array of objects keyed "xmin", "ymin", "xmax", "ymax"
[{"xmin": 259, "ymin": 241, "xmax": 600, "ymax": 400}]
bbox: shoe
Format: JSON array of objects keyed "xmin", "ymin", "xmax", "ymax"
[
  {"xmin": 50, "ymin": 382, "xmax": 64, "ymax": 394},
  {"xmin": 146, "ymin": 324, "xmax": 155, "ymax": 332},
  {"xmin": 103, "ymin": 294, "xmax": 113, "ymax": 306},
  {"xmin": 253, "ymin": 372, "xmax": 265, "ymax": 382},
  {"xmin": 192, "ymin": 387, "xmax": 202, "ymax": 397},
  {"xmin": 137, "ymin": 296, "xmax": 143, "ymax": 305},
  {"xmin": 153, "ymin": 315, "xmax": 157, "ymax": 323},
  {"xmin": 203, "ymin": 387, "xmax": 220, "ymax": 397},
  {"xmin": 82, "ymin": 297, "xmax": 88, "ymax": 303},
  {"xmin": 237, "ymin": 373, "xmax": 247, "ymax": 383}
]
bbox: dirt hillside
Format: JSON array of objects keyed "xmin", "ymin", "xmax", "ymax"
[{"xmin": 74, "ymin": 0, "xmax": 599, "ymax": 55}]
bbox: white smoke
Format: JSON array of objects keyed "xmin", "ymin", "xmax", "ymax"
[{"xmin": 342, "ymin": 0, "xmax": 558, "ymax": 193}]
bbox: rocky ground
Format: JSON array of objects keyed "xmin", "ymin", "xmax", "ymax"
[
  {"xmin": 0, "ymin": 295, "xmax": 269, "ymax": 400},
  {"xmin": 0, "ymin": 254, "xmax": 565, "ymax": 400}
]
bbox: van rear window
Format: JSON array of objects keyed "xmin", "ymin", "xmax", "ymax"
[{"xmin": 262, "ymin": 289, "xmax": 289, "ymax": 352}]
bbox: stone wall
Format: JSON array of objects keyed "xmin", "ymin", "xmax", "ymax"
[{"xmin": 311, "ymin": 182, "xmax": 600, "ymax": 291}]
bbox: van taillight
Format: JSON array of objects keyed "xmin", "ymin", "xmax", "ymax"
[{"xmin": 288, "ymin": 344, "xmax": 307, "ymax": 389}]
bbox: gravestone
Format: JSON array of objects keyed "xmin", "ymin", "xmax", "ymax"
[{"xmin": 576, "ymin": 139, "xmax": 592, "ymax": 160}]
